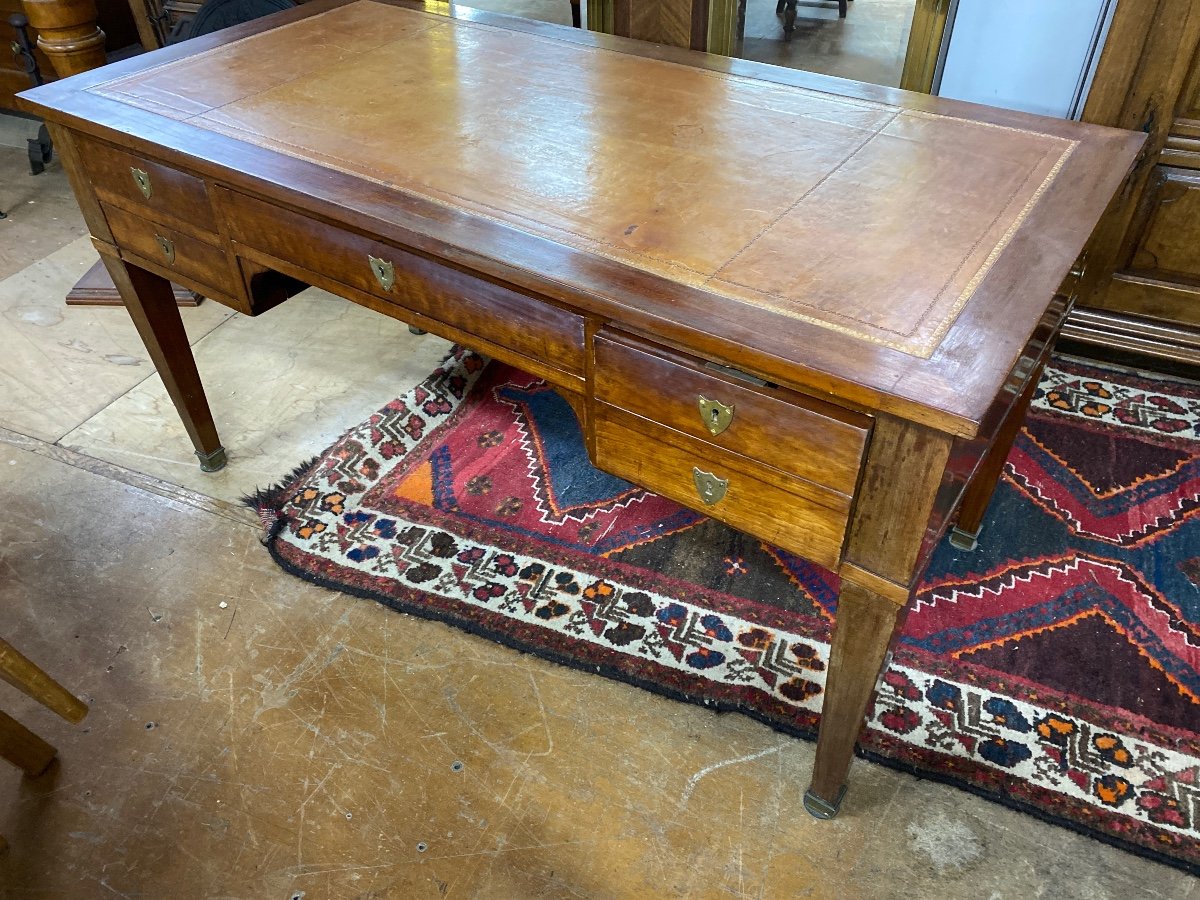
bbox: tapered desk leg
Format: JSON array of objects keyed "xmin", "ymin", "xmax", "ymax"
[
  {"xmin": 950, "ymin": 367, "xmax": 1043, "ymax": 551},
  {"xmin": 804, "ymin": 582, "xmax": 907, "ymax": 817},
  {"xmin": 805, "ymin": 414, "xmax": 954, "ymax": 816},
  {"xmin": 99, "ymin": 250, "xmax": 227, "ymax": 471}
]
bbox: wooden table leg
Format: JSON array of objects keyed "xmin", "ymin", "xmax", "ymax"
[
  {"xmin": 804, "ymin": 415, "xmax": 954, "ymax": 817},
  {"xmin": 804, "ymin": 581, "xmax": 907, "ymax": 817},
  {"xmin": 98, "ymin": 248, "xmax": 227, "ymax": 471},
  {"xmin": 950, "ymin": 364, "xmax": 1044, "ymax": 551}
]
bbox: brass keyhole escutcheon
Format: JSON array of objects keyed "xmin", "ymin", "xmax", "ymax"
[
  {"xmin": 154, "ymin": 234, "xmax": 175, "ymax": 264},
  {"xmin": 130, "ymin": 167, "xmax": 152, "ymax": 200},
  {"xmin": 692, "ymin": 467, "xmax": 728, "ymax": 505},
  {"xmin": 697, "ymin": 395, "xmax": 734, "ymax": 436},
  {"xmin": 369, "ymin": 255, "xmax": 395, "ymax": 291}
]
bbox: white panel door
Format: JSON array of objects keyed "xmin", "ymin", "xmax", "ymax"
[{"xmin": 937, "ymin": 0, "xmax": 1116, "ymax": 119}]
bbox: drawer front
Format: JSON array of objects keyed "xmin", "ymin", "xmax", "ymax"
[
  {"xmin": 594, "ymin": 331, "xmax": 869, "ymax": 496},
  {"xmin": 77, "ymin": 135, "xmax": 217, "ymax": 234},
  {"xmin": 224, "ymin": 191, "xmax": 586, "ymax": 378},
  {"xmin": 103, "ymin": 203, "xmax": 231, "ymax": 295},
  {"xmin": 593, "ymin": 405, "xmax": 852, "ymax": 570}
]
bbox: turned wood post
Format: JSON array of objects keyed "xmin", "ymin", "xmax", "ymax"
[{"xmin": 20, "ymin": 0, "xmax": 107, "ymax": 78}]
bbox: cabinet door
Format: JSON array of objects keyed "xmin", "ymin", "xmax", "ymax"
[
  {"xmin": 1128, "ymin": 168, "xmax": 1200, "ymax": 286},
  {"xmin": 1069, "ymin": 11, "xmax": 1200, "ymax": 362}
]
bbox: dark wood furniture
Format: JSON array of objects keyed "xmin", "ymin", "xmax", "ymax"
[
  {"xmin": 1052, "ymin": 0, "xmax": 1200, "ymax": 368},
  {"xmin": 19, "ymin": 0, "xmax": 1142, "ymax": 818},
  {"xmin": 2, "ymin": 0, "xmax": 138, "ymax": 113}
]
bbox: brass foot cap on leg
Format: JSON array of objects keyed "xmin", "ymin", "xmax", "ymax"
[
  {"xmin": 949, "ymin": 525, "xmax": 981, "ymax": 552},
  {"xmin": 803, "ymin": 785, "xmax": 847, "ymax": 820},
  {"xmin": 196, "ymin": 446, "xmax": 228, "ymax": 473}
]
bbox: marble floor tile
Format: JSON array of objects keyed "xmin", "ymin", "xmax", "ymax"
[
  {"xmin": 0, "ymin": 235, "xmax": 234, "ymax": 443},
  {"xmin": 0, "ymin": 143, "xmax": 90, "ymax": 281},
  {"xmin": 60, "ymin": 287, "xmax": 453, "ymax": 502}
]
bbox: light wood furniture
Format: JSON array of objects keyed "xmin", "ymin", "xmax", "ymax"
[
  {"xmin": 0, "ymin": 636, "xmax": 89, "ymax": 851},
  {"xmin": 18, "ymin": 0, "xmax": 1142, "ymax": 818},
  {"xmin": 0, "ymin": 637, "xmax": 88, "ymax": 776}
]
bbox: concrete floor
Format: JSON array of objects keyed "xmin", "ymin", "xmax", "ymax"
[
  {"xmin": 0, "ymin": 15, "xmax": 1196, "ymax": 897},
  {"xmin": 739, "ymin": 0, "xmax": 915, "ymax": 87}
]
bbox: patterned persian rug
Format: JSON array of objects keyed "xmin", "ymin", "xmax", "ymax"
[{"xmin": 248, "ymin": 347, "xmax": 1200, "ymax": 874}]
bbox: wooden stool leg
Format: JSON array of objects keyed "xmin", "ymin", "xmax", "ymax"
[
  {"xmin": 804, "ymin": 581, "xmax": 907, "ymax": 817},
  {"xmin": 0, "ymin": 639, "xmax": 88, "ymax": 724},
  {"xmin": 950, "ymin": 367, "xmax": 1043, "ymax": 551},
  {"xmin": 0, "ymin": 710, "xmax": 57, "ymax": 777}
]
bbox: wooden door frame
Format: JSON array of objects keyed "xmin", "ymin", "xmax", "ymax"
[{"xmin": 899, "ymin": 0, "xmax": 953, "ymax": 93}]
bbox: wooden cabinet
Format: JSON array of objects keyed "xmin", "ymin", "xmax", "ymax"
[
  {"xmin": 1063, "ymin": 2, "xmax": 1200, "ymax": 366},
  {"xmin": 1, "ymin": 0, "xmax": 56, "ymax": 111},
  {"xmin": 1128, "ymin": 168, "xmax": 1200, "ymax": 288},
  {"xmin": 1, "ymin": 0, "xmax": 138, "ymax": 114}
]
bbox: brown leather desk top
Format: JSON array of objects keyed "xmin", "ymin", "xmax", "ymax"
[{"xmin": 20, "ymin": 0, "xmax": 1143, "ymax": 435}]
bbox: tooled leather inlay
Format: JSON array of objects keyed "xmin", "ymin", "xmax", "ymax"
[{"xmin": 88, "ymin": 0, "xmax": 1076, "ymax": 359}]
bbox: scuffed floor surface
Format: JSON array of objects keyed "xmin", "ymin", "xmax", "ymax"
[{"xmin": 3, "ymin": 445, "xmax": 1198, "ymax": 898}]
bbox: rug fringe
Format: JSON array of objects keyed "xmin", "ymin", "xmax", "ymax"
[{"xmin": 241, "ymin": 454, "xmax": 324, "ymax": 542}]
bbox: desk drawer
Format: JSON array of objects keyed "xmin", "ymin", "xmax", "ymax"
[
  {"xmin": 594, "ymin": 331, "xmax": 869, "ymax": 496},
  {"xmin": 593, "ymin": 404, "xmax": 851, "ymax": 569},
  {"xmin": 77, "ymin": 135, "xmax": 217, "ymax": 235},
  {"xmin": 223, "ymin": 191, "xmax": 586, "ymax": 379},
  {"xmin": 103, "ymin": 203, "xmax": 231, "ymax": 295}
]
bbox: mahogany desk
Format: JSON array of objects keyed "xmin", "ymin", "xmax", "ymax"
[{"xmin": 19, "ymin": 0, "xmax": 1143, "ymax": 818}]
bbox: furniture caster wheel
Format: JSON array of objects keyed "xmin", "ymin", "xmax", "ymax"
[{"xmin": 408, "ymin": 325, "xmax": 428, "ymax": 335}]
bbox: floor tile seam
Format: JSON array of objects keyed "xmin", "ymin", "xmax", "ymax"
[
  {"xmin": 51, "ymin": 305, "xmax": 238, "ymax": 448},
  {"xmin": 0, "ymin": 424, "xmax": 258, "ymax": 529},
  {"xmin": 0, "ymin": 227, "xmax": 90, "ymax": 284}
]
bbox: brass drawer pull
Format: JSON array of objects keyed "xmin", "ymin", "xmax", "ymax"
[
  {"xmin": 369, "ymin": 255, "xmax": 395, "ymax": 291},
  {"xmin": 692, "ymin": 467, "xmax": 728, "ymax": 505},
  {"xmin": 698, "ymin": 395, "xmax": 734, "ymax": 436},
  {"xmin": 130, "ymin": 167, "xmax": 152, "ymax": 199},
  {"xmin": 154, "ymin": 234, "xmax": 175, "ymax": 264}
]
